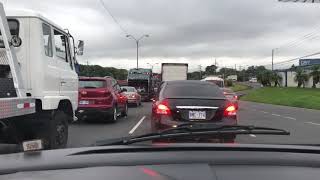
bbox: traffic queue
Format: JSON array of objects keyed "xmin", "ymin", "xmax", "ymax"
[{"xmin": 75, "ymin": 64, "xmax": 239, "ymax": 125}]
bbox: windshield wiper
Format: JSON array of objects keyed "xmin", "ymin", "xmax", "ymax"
[{"xmin": 94, "ymin": 124, "xmax": 290, "ymax": 146}]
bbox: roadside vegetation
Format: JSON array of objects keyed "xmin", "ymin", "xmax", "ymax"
[
  {"xmin": 241, "ymin": 87, "xmax": 320, "ymax": 110},
  {"xmin": 230, "ymin": 83, "xmax": 251, "ymax": 92}
]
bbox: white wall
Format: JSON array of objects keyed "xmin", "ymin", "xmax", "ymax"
[{"xmin": 279, "ymin": 70, "xmax": 319, "ymax": 88}]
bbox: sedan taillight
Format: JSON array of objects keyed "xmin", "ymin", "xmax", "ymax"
[
  {"xmin": 156, "ymin": 103, "xmax": 171, "ymax": 115},
  {"xmin": 224, "ymin": 105, "xmax": 237, "ymax": 116}
]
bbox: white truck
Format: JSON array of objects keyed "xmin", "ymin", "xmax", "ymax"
[
  {"xmin": 161, "ymin": 63, "xmax": 188, "ymax": 82},
  {"xmin": 0, "ymin": 4, "xmax": 83, "ymax": 149},
  {"xmin": 227, "ymin": 75, "xmax": 237, "ymax": 81}
]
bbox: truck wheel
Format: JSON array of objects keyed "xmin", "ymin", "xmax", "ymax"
[
  {"xmin": 121, "ymin": 103, "xmax": 128, "ymax": 117},
  {"xmin": 36, "ymin": 110, "xmax": 68, "ymax": 149}
]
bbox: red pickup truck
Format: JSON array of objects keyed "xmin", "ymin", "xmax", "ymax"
[{"xmin": 77, "ymin": 77, "xmax": 128, "ymax": 122}]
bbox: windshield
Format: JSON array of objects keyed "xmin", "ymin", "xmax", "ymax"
[
  {"xmin": 0, "ymin": 19, "xmax": 19, "ymax": 48},
  {"xmin": 79, "ymin": 80, "xmax": 104, "ymax": 88},
  {"xmin": 2, "ymin": 0, "xmax": 320, "ymax": 156},
  {"xmin": 122, "ymin": 86, "xmax": 135, "ymax": 92}
]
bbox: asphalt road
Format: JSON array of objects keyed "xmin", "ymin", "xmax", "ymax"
[{"xmin": 68, "ymin": 101, "xmax": 320, "ymax": 148}]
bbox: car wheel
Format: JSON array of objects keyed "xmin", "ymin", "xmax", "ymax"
[{"xmin": 121, "ymin": 103, "xmax": 128, "ymax": 117}]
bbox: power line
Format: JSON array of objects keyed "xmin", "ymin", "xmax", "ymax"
[
  {"xmin": 265, "ymin": 51, "xmax": 320, "ymax": 67},
  {"xmin": 99, "ymin": 0, "xmax": 129, "ymax": 35},
  {"xmin": 275, "ymin": 24, "xmax": 320, "ymax": 50}
]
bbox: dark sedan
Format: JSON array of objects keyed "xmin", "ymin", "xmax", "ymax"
[{"xmin": 151, "ymin": 80, "xmax": 237, "ymax": 142}]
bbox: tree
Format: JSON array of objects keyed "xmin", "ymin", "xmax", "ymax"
[
  {"xmin": 79, "ymin": 64, "xmax": 128, "ymax": 80},
  {"xmin": 205, "ymin": 65, "xmax": 218, "ymax": 75},
  {"xmin": 246, "ymin": 65, "xmax": 266, "ymax": 79},
  {"xmin": 294, "ymin": 68, "xmax": 309, "ymax": 88},
  {"xmin": 271, "ymin": 72, "xmax": 283, "ymax": 87},
  {"xmin": 188, "ymin": 71, "xmax": 201, "ymax": 80},
  {"xmin": 310, "ymin": 65, "xmax": 320, "ymax": 88},
  {"xmin": 257, "ymin": 70, "xmax": 272, "ymax": 87},
  {"xmin": 218, "ymin": 67, "xmax": 236, "ymax": 78}
]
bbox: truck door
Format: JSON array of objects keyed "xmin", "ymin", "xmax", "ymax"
[
  {"xmin": 53, "ymin": 29, "xmax": 78, "ymax": 109},
  {"xmin": 42, "ymin": 23, "xmax": 60, "ymax": 97}
]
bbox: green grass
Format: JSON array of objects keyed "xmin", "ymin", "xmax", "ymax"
[
  {"xmin": 230, "ymin": 83, "xmax": 251, "ymax": 92},
  {"xmin": 241, "ymin": 87, "xmax": 320, "ymax": 110}
]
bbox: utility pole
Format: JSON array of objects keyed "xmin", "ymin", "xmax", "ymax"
[
  {"xmin": 136, "ymin": 41, "xmax": 139, "ymax": 69},
  {"xmin": 199, "ymin": 65, "xmax": 202, "ymax": 80},
  {"xmin": 272, "ymin": 49, "xmax": 274, "ymax": 71},
  {"xmin": 234, "ymin": 64, "xmax": 237, "ymax": 71},
  {"xmin": 215, "ymin": 58, "xmax": 217, "ymax": 66},
  {"xmin": 86, "ymin": 60, "xmax": 89, "ymax": 66}
]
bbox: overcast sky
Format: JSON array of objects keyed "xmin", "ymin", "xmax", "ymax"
[{"xmin": 5, "ymin": 0, "xmax": 320, "ymax": 72}]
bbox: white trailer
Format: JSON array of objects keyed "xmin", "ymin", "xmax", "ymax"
[
  {"xmin": 161, "ymin": 63, "xmax": 188, "ymax": 82},
  {"xmin": 0, "ymin": 4, "xmax": 84, "ymax": 149}
]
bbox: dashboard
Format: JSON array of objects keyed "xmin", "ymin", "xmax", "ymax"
[{"xmin": 1, "ymin": 144, "xmax": 320, "ymax": 180}]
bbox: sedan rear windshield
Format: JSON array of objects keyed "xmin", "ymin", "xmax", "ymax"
[
  {"xmin": 79, "ymin": 80, "xmax": 105, "ymax": 88},
  {"xmin": 205, "ymin": 80, "xmax": 224, "ymax": 88},
  {"xmin": 163, "ymin": 83, "xmax": 224, "ymax": 98}
]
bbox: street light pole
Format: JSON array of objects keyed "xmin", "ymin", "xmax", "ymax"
[{"xmin": 126, "ymin": 34, "xmax": 149, "ymax": 69}]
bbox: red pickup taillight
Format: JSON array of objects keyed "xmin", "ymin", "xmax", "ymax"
[{"xmin": 224, "ymin": 105, "xmax": 237, "ymax": 117}]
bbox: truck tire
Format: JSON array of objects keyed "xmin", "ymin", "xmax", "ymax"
[{"xmin": 35, "ymin": 110, "xmax": 68, "ymax": 149}]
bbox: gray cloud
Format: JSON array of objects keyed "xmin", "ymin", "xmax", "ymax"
[{"xmin": 6, "ymin": 0, "xmax": 320, "ymax": 69}]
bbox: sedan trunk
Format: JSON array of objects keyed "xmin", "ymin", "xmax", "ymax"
[{"xmin": 165, "ymin": 98, "xmax": 227, "ymax": 122}]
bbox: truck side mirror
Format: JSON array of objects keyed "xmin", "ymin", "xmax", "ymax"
[{"xmin": 77, "ymin": 40, "xmax": 84, "ymax": 55}]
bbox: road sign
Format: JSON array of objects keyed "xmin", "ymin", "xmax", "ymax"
[{"xmin": 299, "ymin": 59, "xmax": 320, "ymax": 66}]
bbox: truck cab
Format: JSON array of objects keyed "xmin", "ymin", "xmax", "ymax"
[
  {"xmin": 3, "ymin": 10, "xmax": 79, "ymax": 110},
  {"xmin": 0, "ymin": 7, "xmax": 83, "ymax": 149}
]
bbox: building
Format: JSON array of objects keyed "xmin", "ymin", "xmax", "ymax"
[{"xmin": 277, "ymin": 59, "xmax": 320, "ymax": 88}]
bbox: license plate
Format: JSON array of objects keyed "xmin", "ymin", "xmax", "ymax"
[
  {"xmin": 189, "ymin": 111, "xmax": 206, "ymax": 120},
  {"xmin": 79, "ymin": 100, "xmax": 89, "ymax": 105},
  {"xmin": 22, "ymin": 139, "xmax": 43, "ymax": 152}
]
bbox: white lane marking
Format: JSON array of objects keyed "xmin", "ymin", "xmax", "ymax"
[
  {"xmin": 284, "ymin": 116, "xmax": 297, "ymax": 121},
  {"xmin": 306, "ymin": 122, "xmax": 320, "ymax": 126},
  {"xmin": 261, "ymin": 111, "xmax": 269, "ymax": 114},
  {"xmin": 249, "ymin": 134, "xmax": 256, "ymax": 138},
  {"xmin": 271, "ymin": 113, "xmax": 281, "ymax": 117},
  {"xmin": 129, "ymin": 116, "xmax": 146, "ymax": 135}
]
